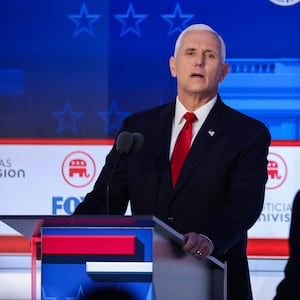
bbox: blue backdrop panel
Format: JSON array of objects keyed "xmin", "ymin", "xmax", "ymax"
[{"xmin": 1, "ymin": 0, "xmax": 299, "ymax": 138}]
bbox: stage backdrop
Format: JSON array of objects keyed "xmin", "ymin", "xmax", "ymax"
[
  {"xmin": 0, "ymin": 140, "xmax": 300, "ymax": 246},
  {"xmin": 1, "ymin": 0, "xmax": 300, "ymax": 139},
  {"xmin": 1, "ymin": 0, "xmax": 300, "ymax": 254}
]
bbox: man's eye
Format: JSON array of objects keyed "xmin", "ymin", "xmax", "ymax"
[
  {"xmin": 205, "ymin": 52, "xmax": 215, "ymax": 59},
  {"xmin": 186, "ymin": 50, "xmax": 194, "ymax": 56}
]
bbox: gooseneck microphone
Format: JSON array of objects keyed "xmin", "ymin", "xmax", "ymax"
[
  {"xmin": 132, "ymin": 132, "xmax": 144, "ymax": 154},
  {"xmin": 106, "ymin": 131, "xmax": 144, "ymax": 214},
  {"xmin": 116, "ymin": 131, "xmax": 135, "ymax": 155}
]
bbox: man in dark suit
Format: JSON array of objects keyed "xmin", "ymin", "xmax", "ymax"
[
  {"xmin": 274, "ymin": 190, "xmax": 300, "ymax": 300},
  {"xmin": 74, "ymin": 24, "xmax": 271, "ymax": 300}
]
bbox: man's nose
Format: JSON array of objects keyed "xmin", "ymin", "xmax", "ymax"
[{"xmin": 195, "ymin": 55, "xmax": 204, "ymax": 66}]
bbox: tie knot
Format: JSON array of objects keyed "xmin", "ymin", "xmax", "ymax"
[{"xmin": 184, "ymin": 112, "xmax": 197, "ymax": 123}]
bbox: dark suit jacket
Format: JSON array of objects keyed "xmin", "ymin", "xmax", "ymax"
[
  {"xmin": 75, "ymin": 95, "xmax": 271, "ymax": 300},
  {"xmin": 274, "ymin": 190, "xmax": 300, "ymax": 300}
]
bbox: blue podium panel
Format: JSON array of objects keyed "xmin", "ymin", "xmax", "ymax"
[
  {"xmin": 0, "ymin": 215, "xmax": 225, "ymax": 300},
  {"xmin": 41, "ymin": 226, "xmax": 154, "ymax": 300}
]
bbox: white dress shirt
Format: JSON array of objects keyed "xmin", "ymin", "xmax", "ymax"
[{"xmin": 169, "ymin": 95, "xmax": 217, "ymax": 159}]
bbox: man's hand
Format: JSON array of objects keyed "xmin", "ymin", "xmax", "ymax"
[{"xmin": 183, "ymin": 232, "xmax": 214, "ymax": 258}]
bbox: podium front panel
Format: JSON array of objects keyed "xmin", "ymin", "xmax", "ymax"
[
  {"xmin": 0, "ymin": 215, "xmax": 226, "ymax": 300},
  {"xmin": 41, "ymin": 226, "xmax": 154, "ymax": 300}
]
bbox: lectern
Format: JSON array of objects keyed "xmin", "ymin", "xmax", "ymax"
[{"xmin": 1, "ymin": 215, "xmax": 227, "ymax": 300}]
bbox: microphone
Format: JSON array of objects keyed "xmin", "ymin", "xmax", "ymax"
[
  {"xmin": 116, "ymin": 131, "xmax": 134, "ymax": 155},
  {"xmin": 106, "ymin": 131, "xmax": 144, "ymax": 214},
  {"xmin": 132, "ymin": 132, "xmax": 144, "ymax": 153}
]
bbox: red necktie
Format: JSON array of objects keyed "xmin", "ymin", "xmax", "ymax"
[{"xmin": 170, "ymin": 112, "xmax": 197, "ymax": 187}]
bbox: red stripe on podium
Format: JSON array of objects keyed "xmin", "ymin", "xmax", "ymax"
[
  {"xmin": 0, "ymin": 236, "xmax": 290, "ymax": 257},
  {"xmin": 42, "ymin": 235, "xmax": 136, "ymax": 255},
  {"xmin": 0, "ymin": 235, "xmax": 31, "ymax": 254},
  {"xmin": 247, "ymin": 238, "xmax": 289, "ymax": 257}
]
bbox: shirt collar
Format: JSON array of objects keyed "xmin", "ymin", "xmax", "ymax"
[{"xmin": 174, "ymin": 95, "xmax": 218, "ymax": 126}]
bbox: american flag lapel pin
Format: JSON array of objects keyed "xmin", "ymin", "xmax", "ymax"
[{"xmin": 208, "ymin": 129, "xmax": 215, "ymax": 137}]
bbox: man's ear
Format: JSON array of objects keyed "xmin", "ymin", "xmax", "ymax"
[
  {"xmin": 169, "ymin": 56, "xmax": 177, "ymax": 78},
  {"xmin": 218, "ymin": 63, "xmax": 229, "ymax": 83}
]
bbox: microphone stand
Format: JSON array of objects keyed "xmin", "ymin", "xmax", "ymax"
[
  {"xmin": 105, "ymin": 131, "xmax": 144, "ymax": 215},
  {"xmin": 105, "ymin": 131, "xmax": 133, "ymax": 215},
  {"xmin": 105, "ymin": 154, "xmax": 122, "ymax": 215}
]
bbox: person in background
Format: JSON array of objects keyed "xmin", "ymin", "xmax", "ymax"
[
  {"xmin": 74, "ymin": 24, "xmax": 271, "ymax": 299},
  {"xmin": 274, "ymin": 190, "xmax": 300, "ymax": 300}
]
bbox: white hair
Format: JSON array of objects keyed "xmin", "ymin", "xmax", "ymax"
[{"xmin": 173, "ymin": 24, "xmax": 226, "ymax": 63}]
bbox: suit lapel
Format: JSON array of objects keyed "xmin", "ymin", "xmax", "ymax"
[
  {"xmin": 152, "ymin": 102, "xmax": 174, "ymax": 156},
  {"xmin": 151, "ymin": 103, "xmax": 175, "ymax": 189}
]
